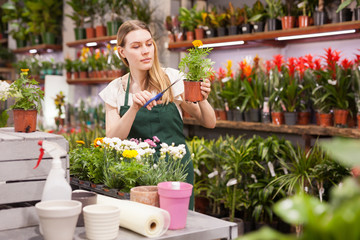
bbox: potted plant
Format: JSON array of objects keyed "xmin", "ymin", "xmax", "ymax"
[
  {"xmin": 193, "ymin": 8, "xmax": 206, "ymax": 39},
  {"xmin": 65, "ymin": 58, "xmax": 73, "ymax": 79},
  {"xmin": 38, "ymin": 0, "xmax": 63, "ymax": 44},
  {"xmin": 54, "ymin": 91, "xmax": 66, "ymax": 129},
  {"xmin": 178, "ymin": 40, "xmax": 214, "ymax": 102},
  {"xmin": 208, "ymin": 8, "xmax": 228, "ymax": 37},
  {"xmin": 0, "ymin": 45, "xmax": 15, "ymax": 67},
  {"xmin": 105, "ymin": 0, "xmax": 124, "ymax": 36},
  {"xmin": 1, "ymin": 1, "xmax": 29, "ymax": 48},
  {"xmin": 238, "ymin": 4, "xmax": 253, "ymax": 34},
  {"xmin": 353, "ymin": 50, "xmax": 360, "ymax": 128},
  {"xmin": 178, "ymin": 5, "xmax": 198, "ymax": 41},
  {"xmin": 336, "ymin": 0, "xmax": 356, "ymax": 22},
  {"xmin": 265, "ymin": 0, "xmax": 283, "ymax": 31},
  {"xmin": 226, "ymin": 2, "xmax": 241, "ymax": 35},
  {"xmin": 84, "ymin": 0, "xmax": 97, "ymax": 38},
  {"xmin": 298, "ymin": 0, "xmax": 310, "ymax": 27},
  {"xmin": 66, "ymin": 0, "xmax": 87, "ymax": 40},
  {"xmin": 94, "ymin": 0, "xmax": 107, "ymax": 37},
  {"xmin": 23, "ymin": 0, "xmax": 42, "ymax": 45},
  {"xmin": 2, "ymin": 69, "xmax": 44, "ymax": 132},
  {"xmin": 281, "ymin": 0, "xmax": 298, "ymax": 29},
  {"xmin": 248, "ymin": 0, "xmax": 267, "ymax": 33},
  {"xmin": 313, "ymin": 0, "xmax": 330, "ymax": 25},
  {"xmin": 268, "ymin": 55, "xmax": 285, "ymax": 125}
]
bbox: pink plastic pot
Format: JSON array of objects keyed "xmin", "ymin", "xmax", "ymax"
[{"xmin": 157, "ymin": 181, "xmax": 193, "ymax": 230}]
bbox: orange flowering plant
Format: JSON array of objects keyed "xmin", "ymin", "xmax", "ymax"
[{"xmin": 179, "ymin": 40, "xmax": 215, "ymax": 81}]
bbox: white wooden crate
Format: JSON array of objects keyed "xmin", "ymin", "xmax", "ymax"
[{"xmin": 0, "ymin": 127, "xmax": 69, "ymax": 230}]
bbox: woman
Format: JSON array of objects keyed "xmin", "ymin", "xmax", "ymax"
[{"xmin": 99, "ymin": 20, "xmax": 216, "ymax": 209}]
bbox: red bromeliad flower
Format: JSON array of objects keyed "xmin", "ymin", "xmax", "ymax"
[
  {"xmin": 265, "ymin": 60, "xmax": 272, "ymax": 75},
  {"xmin": 243, "ymin": 64, "xmax": 252, "ymax": 82},
  {"xmin": 314, "ymin": 58, "xmax": 322, "ymax": 71},
  {"xmin": 287, "ymin": 57, "xmax": 296, "ymax": 80},
  {"xmin": 296, "ymin": 57, "xmax": 306, "ymax": 80},
  {"xmin": 304, "ymin": 54, "xmax": 315, "ymax": 69},
  {"xmin": 322, "ymin": 47, "xmax": 341, "ymax": 79},
  {"xmin": 273, "ymin": 54, "xmax": 284, "ymax": 72},
  {"xmin": 217, "ymin": 67, "xmax": 226, "ymax": 80},
  {"xmin": 354, "ymin": 49, "xmax": 360, "ymax": 66},
  {"xmin": 341, "ymin": 58, "xmax": 353, "ymax": 71}
]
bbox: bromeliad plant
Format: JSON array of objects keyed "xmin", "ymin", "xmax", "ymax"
[{"xmin": 179, "ymin": 40, "xmax": 214, "ymax": 81}]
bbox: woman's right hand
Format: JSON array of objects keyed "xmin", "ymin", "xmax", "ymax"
[{"xmin": 131, "ymin": 90, "xmax": 158, "ymax": 111}]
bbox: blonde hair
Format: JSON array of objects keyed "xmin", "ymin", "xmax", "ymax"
[{"xmin": 117, "ymin": 20, "xmax": 173, "ymax": 104}]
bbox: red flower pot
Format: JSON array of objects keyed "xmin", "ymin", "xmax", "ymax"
[
  {"xmin": 186, "ymin": 31, "xmax": 194, "ymax": 41},
  {"xmin": 271, "ymin": 112, "xmax": 284, "ymax": 125},
  {"xmin": 297, "ymin": 111, "xmax": 310, "ymax": 125},
  {"xmin": 13, "ymin": 109, "xmax": 37, "ymax": 133},
  {"xmin": 334, "ymin": 109, "xmax": 349, "ymax": 127},
  {"xmin": 194, "ymin": 28, "xmax": 204, "ymax": 39},
  {"xmin": 86, "ymin": 27, "xmax": 96, "ymax": 39},
  {"xmin": 95, "ymin": 25, "xmax": 107, "ymax": 37},
  {"xmin": 319, "ymin": 113, "xmax": 333, "ymax": 127},
  {"xmin": 281, "ymin": 16, "xmax": 295, "ymax": 29},
  {"xmin": 298, "ymin": 16, "xmax": 309, "ymax": 28},
  {"xmin": 184, "ymin": 81, "xmax": 203, "ymax": 102}
]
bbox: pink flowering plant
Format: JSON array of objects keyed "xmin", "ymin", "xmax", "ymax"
[{"xmin": 70, "ymin": 136, "xmax": 189, "ymax": 191}]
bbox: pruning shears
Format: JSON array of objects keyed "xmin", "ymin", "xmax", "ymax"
[{"xmin": 143, "ymin": 79, "xmax": 181, "ymax": 108}]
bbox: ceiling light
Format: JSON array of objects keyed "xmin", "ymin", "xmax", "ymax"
[
  {"xmin": 29, "ymin": 49, "xmax": 37, "ymax": 54},
  {"xmin": 86, "ymin": 42, "xmax": 97, "ymax": 47},
  {"xmin": 200, "ymin": 40, "xmax": 245, "ymax": 48},
  {"xmin": 110, "ymin": 39, "xmax": 117, "ymax": 45},
  {"xmin": 276, "ymin": 29, "xmax": 356, "ymax": 41}
]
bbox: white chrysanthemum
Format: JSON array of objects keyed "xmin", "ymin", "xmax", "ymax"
[
  {"xmin": 138, "ymin": 142, "xmax": 150, "ymax": 149},
  {"xmin": 0, "ymin": 81, "xmax": 11, "ymax": 101}
]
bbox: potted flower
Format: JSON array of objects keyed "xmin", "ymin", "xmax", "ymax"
[
  {"xmin": 268, "ymin": 55, "xmax": 285, "ymax": 125},
  {"xmin": 353, "ymin": 50, "xmax": 360, "ymax": 128},
  {"xmin": 2, "ymin": 69, "xmax": 44, "ymax": 132},
  {"xmin": 178, "ymin": 40, "xmax": 214, "ymax": 102},
  {"xmin": 265, "ymin": 0, "xmax": 283, "ymax": 31},
  {"xmin": 54, "ymin": 91, "xmax": 66, "ymax": 129}
]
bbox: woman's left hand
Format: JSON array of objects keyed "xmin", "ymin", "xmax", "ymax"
[{"xmin": 200, "ymin": 79, "xmax": 211, "ymax": 100}]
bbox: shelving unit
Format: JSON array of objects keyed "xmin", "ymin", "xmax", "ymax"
[
  {"xmin": 66, "ymin": 77, "xmax": 113, "ymax": 84},
  {"xmin": 168, "ymin": 21, "xmax": 360, "ymax": 51},
  {"xmin": 66, "ymin": 35, "xmax": 116, "ymax": 48},
  {"xmin": 12, "ymin": 44, "xmax": 62, "ymax": 54},
  {"xmin": 0, "ymin": 67, "xmax": 15, "ymax": 81}
]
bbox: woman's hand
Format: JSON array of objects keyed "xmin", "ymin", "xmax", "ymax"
[
  {"xmin": 200, "ymin": 79, "xmax": 211, "ymax": 100},
  {"xmin": 131, "ymin": 90, "xmax": 159, "ymax": 111}
]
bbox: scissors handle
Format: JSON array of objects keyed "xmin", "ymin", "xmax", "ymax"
[{"xmin": 143, "ymin": 92, "xmax": 163, "ymax": 108}]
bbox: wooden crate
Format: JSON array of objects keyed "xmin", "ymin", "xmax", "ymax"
[{"xmin": 0, "ymin": 127, "xmax": 69, "ymax": 230}]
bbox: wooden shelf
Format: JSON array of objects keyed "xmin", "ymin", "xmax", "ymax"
[
  {"xmin": 12, "ymin": 44, "xmax": 62, "ymax": 54},
  {"xmin": 66, "ymin": 77, "xmax": 114, "ymax": 84},
  {"xmin": 183, "ymin": 118, "xmax": 360, "ymax": 139},
  {"xmin": 169, "ymin": 21, "xmax": 360, "ymax": 51},
  {"xmin": 66, "ymin": 35, "xmax": 116, "ymax": 48},
  {"xmin": 0, "ymin": 67, "xmax": 15, "ymax": 81}
]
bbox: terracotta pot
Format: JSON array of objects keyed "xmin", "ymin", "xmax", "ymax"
[
  {"xmin": 184, "ymin": 81, "xmax": 203, "ymax": 102},
  {"xmin": 298, "ymin": 16, "xmax": 309, "ymax": 28},
  {"xmin": 95, "ymin": 25, "xmax": 107, "ymax": 37},
  {"xmin": 130, "ymin": 186, "xmax": 159, "ymax": 207},
  {"xmin": 13, "ymin": 109, "xmax": 37, "ymax": 133},
  {"xmin": 66, "ymin": 72, "xmax": 72, "ymax": 79},
  {"xmin": 271, "ymin": 112, "xmax": 284, "ymax": 125},
  {"xmin": 215, "ymin": 109, "xmax": 227, "ymax": 120},
  {"xmin": 175, "ymin": 32, "xmax": 184, "ymax": 42},
  {"xmin": 186, "ymin": 31, "xmax": 194, "ymax": 41},
  {"xmin": 348, "ymin": 114, "xmax": 356, "ymax": 128},
  {"xmin": 73, "ymin": 72, "xmax": 79, "ymax": 79},
  {"xmin": 86, "ymin": 27, "xmax": 96, "ymax": 39},
  {"xmin": 55, "ymin": 117, "xmax": 65, "ymax": 127},
  {"xmin": 168, "ymin": 33, "xmax": 175, "ymax": 43},
  {"xmin": 333, "ymin": 109, "xmax": 349, "ymax": 127},
  {"xmin": 194, "ymin": 28, "xmax": 204, "ymax": 39},
  {"xmin": 281, "ymin": 16, "xmax": 295, "ymax": 29},
  {"xmin": 297, "ymin": 111, "xmax": 310, "ymax": 125},
  {"xmin": 319, "ymin": 113, "xmax": 333, "ymax": 127},
  {"xmin": 79, "ymin": 71, "xmax": 88, "ymax": 78}
]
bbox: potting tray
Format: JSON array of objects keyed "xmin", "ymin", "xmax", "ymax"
[
  {"xmin": 0, "ymin": 210, "xmax": 239, "ymax": 239},
  {"xmin": 0, "ymin": 127, "xmax": 69, "ymax": 230}
]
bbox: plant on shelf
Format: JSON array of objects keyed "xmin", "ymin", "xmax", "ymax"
[
  {"xmin": 66, "ymin": 0, "xmax": 87, "ymax": 40},
  {"xmin": 265, "ymin": 0, "xmax": 283, "ymax": 19},
  {"xmin": 336, "ymin": 0, "xmax": 360, "ymax": 13},
  {"xmin": 178, "ymin": 5, "xmax": 198, "ymax": 40},
  {"xmin": 83, "ymin": 0, "xmax": 97, "ymax": 38},
  {"xmin": 54, "ymin": 91, "xmax": 65, "ymax": 129},
  {"xmin": 353, "ymin": 50, "xmax": 360, "ymax": 118},
  {"xmin": 94, "ymin": 0, "xmax": 108, "ymax": 37},
  {"xmin": 1, "ymin": 68, "xmax": 44, "ymax": 132},
  {"xmin": 179, "ymin": 40, "xmax": 214, "ymax": 102},
  {"xmin": 248, "ymin": 0, "xmax": 267, "ymax": 32},
  {"xmin": 1, "ymin": 0, "xmax": 29, "ymax": 48},
  {"xmin": 0, "ymin": 45, "xmax": 15, "ymax": 67}
]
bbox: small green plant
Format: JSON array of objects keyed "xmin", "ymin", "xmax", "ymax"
[
  {"xmin": 178, "ymin": 40, "xmax": 214, "ymax": 81},
  {"xmin": 7, "ymin": 69, "xmax": 44, "ymax": 112}
]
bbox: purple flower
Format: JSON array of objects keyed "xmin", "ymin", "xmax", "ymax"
[
  {"xmin": 153, "ymin": 136, "xmax": 160, "ymax": 143},
  {"xmin": 144, "ymin": 139, "xmax": 157, "ymax": 147}
]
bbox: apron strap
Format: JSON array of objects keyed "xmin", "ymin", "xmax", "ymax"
[{"xmin": 124, "ymin": 74, "xmax": 131, "ymax": 106}]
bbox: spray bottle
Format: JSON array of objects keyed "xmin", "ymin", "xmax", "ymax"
[{"xmin": 34, "ymin": 140, "xmax": 72, "ymax": 201}]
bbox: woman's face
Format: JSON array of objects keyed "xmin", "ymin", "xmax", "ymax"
[{"xmin": 118, "ymin": 29, "xmax": 154, "ymax": 71}]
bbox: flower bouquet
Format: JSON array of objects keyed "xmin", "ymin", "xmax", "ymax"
[{"xmin": 179, "ymin": 40, "xmax": 214, "ymax": 102}]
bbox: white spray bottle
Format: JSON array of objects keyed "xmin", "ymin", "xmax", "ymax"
[{"xmin": 34, "ymin": 140, "xmax": 72, "ymax": 201}]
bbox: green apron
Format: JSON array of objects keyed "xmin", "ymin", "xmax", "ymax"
[{"xmin": 119, "ymin": 74, "xmax": 194, "ymax": 209}]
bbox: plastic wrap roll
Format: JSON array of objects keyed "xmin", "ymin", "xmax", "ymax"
[{"xmin": 97, "ymin": 194, "xmax": 170, "ymax": 238}]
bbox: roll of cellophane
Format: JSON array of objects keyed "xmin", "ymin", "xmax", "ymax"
[{"xmin": 97, "ymin": 194, "xmax": 170, "ymax": 238}]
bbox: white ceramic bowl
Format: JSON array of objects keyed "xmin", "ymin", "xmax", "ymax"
[
  {"xmin": 35, "ymin": 200, "xmax": 82, "ymax": 240},
  {"xmin": 83, "ymin": 204, "xmax": 120, "ymax": 240}
]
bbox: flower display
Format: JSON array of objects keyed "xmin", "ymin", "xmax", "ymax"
[
  {"xmin": 0, "ymin": 80, "xmax": 11, "ymax": 101},
  {"xmin": 178, "ymin": 40, "xmax": 215, "ymax": 81},
  {"xmin": 70, "ymin": 136, "xmax": 189, "ymax": 191}
]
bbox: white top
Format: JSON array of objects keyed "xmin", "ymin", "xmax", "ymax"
[{"xmin": 99, "ymin": 68, "xmax": 185, "ymax": 117}]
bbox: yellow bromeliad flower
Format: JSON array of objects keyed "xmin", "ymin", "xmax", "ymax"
[
  {"xmin": 113, "ymin": 46, "xmax": 117, "ymax": 51},
  {"xmin": 93, "ymin": 137, "xmax": 104, "ymax": 147},
  {"xmin": 192, "ymin": 40, "xmax": 203, "ymax": 48},
  {"xmin": 122, "ymin": 149, "xmax": 138, "ymax": 159},
  {"xmin": 226, "ymin": 60, "xmax": 232, "ymax": 77}
]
